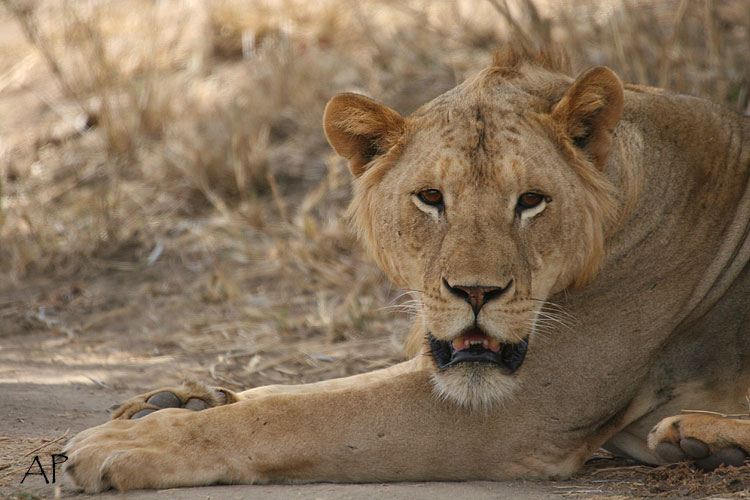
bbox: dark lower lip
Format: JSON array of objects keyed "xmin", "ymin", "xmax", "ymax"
[{"xmin": 428, "ymin": 333, "xmax": 529, "ymax": 373}]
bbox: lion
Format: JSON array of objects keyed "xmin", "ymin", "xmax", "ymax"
[{"xmin": 63, "ymin": 45, "xmax": 750, "ymax": 492}]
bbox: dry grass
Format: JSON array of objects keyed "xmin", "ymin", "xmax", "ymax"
[
  {"xmin": 1, "ymin": 0, "xmax": 747, "ymax": 278},
  {"xmin": 0, "ymin": 0, "xmax": 748, "ymax": 497},
  {"xmin": 570, "ymin": 452, "xmax": 750, "ymax": 498}
]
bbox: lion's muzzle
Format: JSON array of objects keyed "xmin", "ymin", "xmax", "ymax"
[{"xmin": 429, "ymin": 328, "xmax": 529, "ymax": 373}]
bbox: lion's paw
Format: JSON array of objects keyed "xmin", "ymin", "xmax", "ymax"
[
  {"xmin": 648, "ymin": 414, "xmax": 749, "ymax": 470},
  {"xmin": 64, "ymin": 409, "xmax": 201, "ymax": 492},
  {"xmin": 109, "ymin": 381, "xmax": 240, "ymax": 420}
]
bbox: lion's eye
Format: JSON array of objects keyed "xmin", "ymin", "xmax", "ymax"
[
  {"xmin": 417, "ymin": 189, "xmax": 444, "ymax": 206},
  {"xmin": 517, "ymin": 193, "xmax": 546, "ymax": 210}
]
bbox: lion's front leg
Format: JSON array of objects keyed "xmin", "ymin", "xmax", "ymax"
[
  {"xmin": 66, "ymin": 367, "xmax": 443, "ymax": 492},
  {"xmin": 64, "ymin": 363, "xmax": 580, "ymax": 492}
]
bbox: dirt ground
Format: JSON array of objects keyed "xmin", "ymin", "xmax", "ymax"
[
  {"xmin": 1, "ymin": 1, "xmax": 749, "ymax": 499},
  {"xmin": 2, "ymin": 325, "xmax": 750, "ymax": 500}
]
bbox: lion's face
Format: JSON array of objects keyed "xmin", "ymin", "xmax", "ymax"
[{"xmin": 324, "ymin": 49, "xmax": 623, "ymax": 410}]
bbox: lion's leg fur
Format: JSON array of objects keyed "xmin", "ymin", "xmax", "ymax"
[
  {"xmin": 65, "ymin": 364, "xmax": 594, "ymax": 492},
  {"xmin": 235, "ymin": 356, "xmax": 427, "ymax": 399},
  {"xmin": 604, "ymin": 379, "xmax": 750, "ymax": 466},
  {"xmin": 648, "ymin": 414, "xmax": 750, "ymax": 469},
  {"xmin": 109, "ymin": 357, "xmax": 428, "ymax": 420}
]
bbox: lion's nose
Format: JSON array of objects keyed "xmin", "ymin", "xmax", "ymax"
[{"xmin": 443, "ymin": 279, "xmax": 512, "ymax": 316}]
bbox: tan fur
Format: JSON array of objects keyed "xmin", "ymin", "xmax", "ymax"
[
  {"xmin": 649, "ymin": 414, "xmax": 750, "ymax": 452},
  {"xmin": 64, "ymin": 46, "xmax": 750, "ymax": 492}
]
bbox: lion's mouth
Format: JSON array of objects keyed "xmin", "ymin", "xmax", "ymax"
[{"xmin": 429, "ymin": 328, "xmax": 528, "ymax": 373}]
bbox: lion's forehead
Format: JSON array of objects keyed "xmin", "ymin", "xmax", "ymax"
[
  {"xmin": 405, "ymin": 82, "xmax": 554, "ymax": 164},
  {"xmin": 411, "ymin": 97, "xmax": 536, "ymax": 138},
  {"xmin": 401, "ymin": 105, "xmax": 560, "ymax": 193}
]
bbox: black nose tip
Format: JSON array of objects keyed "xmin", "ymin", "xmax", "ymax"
[{"xmin": 443, "ymin": 278, "xmax": 512, "ymax": 315}]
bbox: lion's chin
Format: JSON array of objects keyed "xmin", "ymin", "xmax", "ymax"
[
  {"xmin": 430, "ymin": 363, "xmax": 520, "ymax": 412},
  {"xmin": 427, "ymin": 331, "xmax": 527, "ymax": 411}
]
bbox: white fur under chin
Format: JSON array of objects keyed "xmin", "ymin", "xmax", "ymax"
[{"xmin": 430, "ymin": 364, "xmax": 520, "ymax": 412}]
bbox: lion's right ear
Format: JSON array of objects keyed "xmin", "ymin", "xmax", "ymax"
[{"xmin": 323, "ymin": 93, "xmax": 405, "ymax": 177}]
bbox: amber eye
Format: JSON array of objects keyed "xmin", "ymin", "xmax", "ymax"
[
  {"xmin": 417, "ymin": 189, "xmax": 444, "ymax": 206},
  {"xmin": 517, "ymin": 192, "xmax": 546, "ymax": 210}
]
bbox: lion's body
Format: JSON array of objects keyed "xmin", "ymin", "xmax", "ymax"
[{"xmin": 65, "ymin": 47, "xmax": 750, "ymax": 492}]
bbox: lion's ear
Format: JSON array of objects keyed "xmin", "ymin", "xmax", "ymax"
[
  {"xmin": 551, "ymin": 66, "xmax": 623, "ymax": 170},
  {"xmin": 323, "ymin": 93, "xmax": 405, "ymax": 177}
]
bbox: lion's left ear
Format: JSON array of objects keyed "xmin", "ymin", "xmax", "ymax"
[{"xmin": 551, "ymin": 66, "xmax": 624, "ymax": 171}]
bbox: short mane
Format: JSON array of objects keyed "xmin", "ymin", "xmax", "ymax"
[{"xmin": 492, "ymin": 43, "xmax": 571, "ymax": 75}]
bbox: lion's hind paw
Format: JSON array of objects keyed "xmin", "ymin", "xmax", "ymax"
[
  {"xmin": 109, "ymin": 381, "xmax": 239, "ymax": 420},
  {"xmin": 648, "ymin": 414, "xmax": 749, "ymax": 470}
]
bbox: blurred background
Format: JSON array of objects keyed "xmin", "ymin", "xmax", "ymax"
[{"xmin": 0, "ymin": 0, "xmax": 747, "ymax": 390}]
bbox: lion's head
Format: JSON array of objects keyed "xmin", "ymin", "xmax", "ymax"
[{"xmin": 324, "ymin": 46, "xmax": 624, "ymax": 410}]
